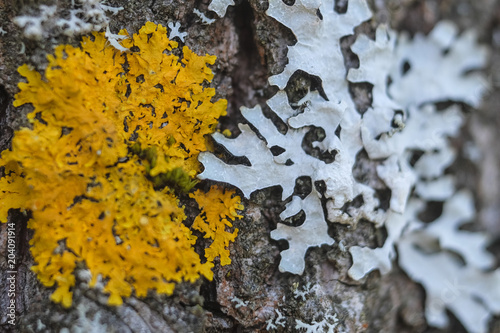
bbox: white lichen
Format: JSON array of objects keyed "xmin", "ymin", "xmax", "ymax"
[
  {"xmin": 395, "ymin": 190, "xmax": 500, "ymax": 333},
  {"xmin": 389, "ymin": 21, "xmax": 489, "ymax": 108},
  {"xmin": 18, "ymin": 42, "xmax": 26, "ymax": 55},
  {"xmin": 266, "ymin": 309, "xmax": 287, "ymax": 331},
  {"xmin": 14, "ymin": 0, "xmax": 122, "ymax": 40},
  {"xmin": 201, "ymin": 1, "xmax": 494, "ymax": 332},
  {"xmin": 200, "ymin": 0, "xmax": 385, "ymax": 275},
  {"xmin": 295, "ymin": 313, "xmax": 338, "ymax": 333},
  {"xmin": 193, "ymin": 9, "xmax": 216, "ymax": 25},
  {"xmin": 271, "ymin": 189, "xmax": 335, "ymax": 274},
  {"xmin": 167, "ymin": 21, "xmax": 187, "ymax": 42},
  {"xmin": 76, "ymin": 268, "xmax": 92, "ymax": 283},
  {"xmin": 346, "ymin": 19, "xmax": 494, "ymax": 333},
  {"xmin": 14, "ymin": 5, "xmax": 57, "ymax": 40},
  {"xmin": 208, "ymin": 0, "xmax": 235, "ymax": 17},
  {"xmin": 230, "ymin": 296, "xmax": 249, "ymax": 309},
  {"xmin": 104, "ymin": 26, "xmax": 129, "ymax": 52},
  {"xmin": 398, "ymin": 229, "xmax": 500, "ymax": 333},
  {"xmin": 62, "ymin": 303, "xmax": 109, "ymax": 333},
  {"xmin": 36, "ymin": 319, "xmax": 46, "ymax": 331},
  {"xmin": 293, "ymin": 282, "xmax": 316, "ymax": 301}
]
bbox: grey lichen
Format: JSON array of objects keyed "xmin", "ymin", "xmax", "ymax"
[{"xmin": 198, "ymin": 0, "xmax": 496, "ymax": 332}]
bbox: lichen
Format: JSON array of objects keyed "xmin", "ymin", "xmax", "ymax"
[
  {"xmin": 208, "ymin": 0, "xmax": 235, "ymax": 17},
  {"xmin": 199, "ymin": 0, "xmax": 382, "ymax": 275},
  {"xmin": 347, "ymin": 22, "xmax": 497, "ymax": 333},
  {"xmin": 0, "ymin": 21, "xmax": 242, "ymax": 308},
  {"xmin": 200, "ymin": 1, "xmax": 495, "ymax": 331},
  {"xmin": 295, "ymin": 314, "xmax": 339, "ymax": 333},
  {"xmin": 14, "ymin": 1, "xmax": 123, "ymax": 40}
]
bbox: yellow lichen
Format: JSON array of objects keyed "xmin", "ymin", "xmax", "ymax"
[
  {"xmin": 0, "ymin": 22, "xmax": 242, "ymax": 307},
  {"xmin": 190, "ymin": 186, "xmax": 244, "ymax": 266}
]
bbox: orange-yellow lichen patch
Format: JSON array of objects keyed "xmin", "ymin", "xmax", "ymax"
[
  {"xmin": 190, "ymin": 186, "xmax": 244, "ymax": 266},
  {"xmin": 0, "ymin": 22, "xmax": 242, "ymax": 307}
]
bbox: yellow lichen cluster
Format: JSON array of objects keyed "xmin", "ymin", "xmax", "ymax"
[{"xmin": 0, "ymin": 22, "xmax": 243, "ymax": 307}]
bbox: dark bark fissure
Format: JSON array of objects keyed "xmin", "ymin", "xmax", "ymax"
[{"xmin": 0, "ymin": 86, "xmax": 13, "ymax": 152}]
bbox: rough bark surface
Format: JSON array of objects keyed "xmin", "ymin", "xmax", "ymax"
[{"xmin": 0, "ymin": 0, "xmax": 499, "ymax": 332}]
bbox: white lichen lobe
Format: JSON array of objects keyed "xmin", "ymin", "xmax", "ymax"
[
  {"xmin": 208, "ymin": 0, "xmax": 235, "ymax": 17},
  {"xmin": 167, "ymin": 22, "xmax": 187, "ymax": 42}
]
